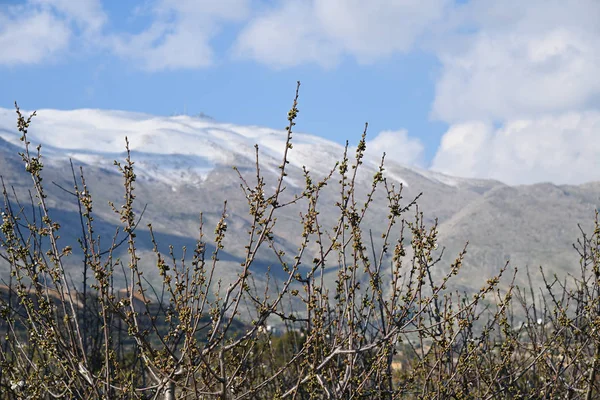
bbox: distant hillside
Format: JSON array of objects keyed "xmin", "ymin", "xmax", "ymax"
[{"xmin": 0, "ymin": 108, "xmax": 599, "ymax": 300}]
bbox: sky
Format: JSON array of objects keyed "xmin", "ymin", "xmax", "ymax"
[{"xmin": 0, "ymin": 0, "xmax": 599, "ymax": 185}]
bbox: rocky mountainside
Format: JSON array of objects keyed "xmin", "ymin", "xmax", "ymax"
[{"xmin": 0, "ymin": 107, "xmax": 598, "ymax": 295}]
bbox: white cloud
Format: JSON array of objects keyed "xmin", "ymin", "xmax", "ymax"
[
  {"xmin": 431, "ymin": 112, "xmax": 600, "ymax": 185},
  {"xmin": 431, "ymin": 0, "xmax": 600, "ymax": 123},
  {"xmin": 0, "ymin": 6, "xmax": 70, "ymax": 65},
  {"xmin": 0, "ymin": 0, "xmax": 249, "ymax": 70},
  {"xmin": 233, "ymin": 2, "xmax": 339, "ymax": 68},
  {"xmin": 430, "ymin": 122, "xmax": 493, "ymax": 178},
  {"xmin": 366, "ymin": 129, "xmax": 424, "ymax": 167},
  {"xmin": 110, "ymin": 0, "xmax": 250, "ymax": 71},
  {"xmin": 29, "ymin": 0, "xmax": 107, "ymax": 33},
  {"xmin": 427, "ymin": 0, "xmax": 600, "ymax": 185},
  {"xmin": 0, "ymin": 0, "xmax": 107, "ymax": 66},
  {"xmin": 234, "ymin": 0, "xmax": 449, "ymax": 68}
]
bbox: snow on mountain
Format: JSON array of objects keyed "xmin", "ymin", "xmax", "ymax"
[
  {"xmin": 0, "ymin": 107, "xmax": 464, "ymax": 189},
  {"xmin": 1, "ymin": 107, "xmax": 598, "ymax": 298}
]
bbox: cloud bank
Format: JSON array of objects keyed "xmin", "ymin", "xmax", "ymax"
[
  {"xmin": 365, "ymin": 130, "xmax": 425, "ymax": 168},
  {"xmin": 233, "ymin": 0, "xmax": 449, "ymax": 68},
  {"xmin": 431, "ymin": 113, "xmax": 600, "ymax": 185},
  {"xmin": 428, "ymin": 0, "xmax": 600, "ymax": 184},
  {"xmin": 109, "ymin": 0, "xmax": 250, "ymax": 70},
  {"xmin": 0, "ymin": 5, "xmax": 70, "ymax": 65}
]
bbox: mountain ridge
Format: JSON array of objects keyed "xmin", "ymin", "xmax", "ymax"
[{"xmin": 0, "ymin": 107, "xmax": 598, "ymax": 296}]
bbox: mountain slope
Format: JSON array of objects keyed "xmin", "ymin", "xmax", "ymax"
[{"xmin": 0, "ymin": 107, "xmax": 598, "ymax": 295}]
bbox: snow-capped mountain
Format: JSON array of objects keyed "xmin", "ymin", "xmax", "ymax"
[
  {"xmin": 0, "ymin": 107, "xmax": 598, "ymax": 295},
  {"xmin": 0, "ymin": 108, "xmax": 349, "ymax": 187},
  {"xmin": 0, "ymin": 107, "xmax": 490, "ymax": 190}
]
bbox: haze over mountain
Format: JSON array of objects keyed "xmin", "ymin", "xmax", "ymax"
[{"xmin": 0, "ymin": 107, "xmax": 598, "ymax": 295}]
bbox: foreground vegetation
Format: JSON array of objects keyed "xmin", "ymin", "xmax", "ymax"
[{"xmin": 1, "ymin": 83, "xmax": 600, "ymax": 399}]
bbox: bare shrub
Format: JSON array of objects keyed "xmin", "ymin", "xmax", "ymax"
[{"xmin": 0, "ymin": 83, "xmax": 599, "ymax": 399}]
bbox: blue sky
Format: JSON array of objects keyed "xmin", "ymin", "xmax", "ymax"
[{"xmin": 0, "ymin": 0, "xmax": 599, "ymax": 184}]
